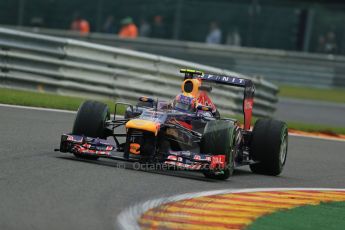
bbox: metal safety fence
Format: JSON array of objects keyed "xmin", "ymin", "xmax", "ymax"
[
  {"xmin": 0, "ymin": 27, "xmax": 278, "ymax": 117},
  {"xmin": 20, "ymin": 27, "xmax": 345, "ymax": 88}
]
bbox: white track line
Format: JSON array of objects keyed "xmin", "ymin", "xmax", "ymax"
[
  {"xmin": 1, "ymin": 103, "xmax": 344, "ymax": 142},
  {"xmin": 116, "ymin": 187, "xmax": 345, "ymax": 230}
]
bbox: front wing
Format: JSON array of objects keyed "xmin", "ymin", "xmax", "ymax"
[{"xmin": 58, "ymin": 134, "xmax": 227, "ymax": 171}]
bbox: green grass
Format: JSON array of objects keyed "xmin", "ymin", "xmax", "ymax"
[
  {"xmin": 1, "ymin": 87, "xmax": 344, "ymax": 134},
  {"xmin": 0, "ymin": 88, "xmax": 86, "ymax": 110},
  {"xmin": 228, "ymin": 114, "xmax": 345, "ymax": 135},
  {"xmin": 279, "ymin": 85, "xmax": 345, "ymax": 103},
  {"xmin": 0, "ymin": 88, "xmax": 125, "ymax": 114},
  {"xmin": 247, "ymin": 201, "xmax": 345, "ymax": 230}
]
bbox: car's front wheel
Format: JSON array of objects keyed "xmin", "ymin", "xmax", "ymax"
[
  {"xmin": 72, "ymin": 100, "xmax": 110, "ymax": 160},
  {"xmin": 200, "ymin": 120, "xmax": 236, "ymax": 180}
]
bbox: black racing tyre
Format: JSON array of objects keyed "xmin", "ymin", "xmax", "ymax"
[
  {"xmin": 72, "ymin": 100, "xmax": 110, "ymax": 160},
  {"xmin": 200, "ymin": 120, "xmax": 235, "ymax": 180},
  {"xmin": 250, "ymin": 118, "xmax": 288, "ymax": 176}
]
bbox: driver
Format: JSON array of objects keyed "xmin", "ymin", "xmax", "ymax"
[{"xmin": 172, "ymin": 94, "xmax": 197, "ymax": 113}]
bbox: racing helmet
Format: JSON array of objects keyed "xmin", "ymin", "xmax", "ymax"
[{"xmin": 173, "ymin": 94, "xmax": 197, "ymax": 113}]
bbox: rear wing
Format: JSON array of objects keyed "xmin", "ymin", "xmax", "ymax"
[{"xmin": 180, "ymin": 69, "xmax": 255, "ymax": 130}]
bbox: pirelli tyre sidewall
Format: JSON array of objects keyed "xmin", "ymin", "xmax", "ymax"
[
  {"xmin": 201, "ymin": 120, "xmax": 236, "ymax": 180},
  {"xmin": 72, "ymin": 100, "xmax": 110, "ymax": 160},
  {"xmin": 250, "ymin": 118, "xmax": 288, "ymax": 176}
]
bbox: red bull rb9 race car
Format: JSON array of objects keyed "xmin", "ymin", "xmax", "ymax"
[{"xmin": 57, "ymin": 69, "xmax": 288, "ymax": 180}]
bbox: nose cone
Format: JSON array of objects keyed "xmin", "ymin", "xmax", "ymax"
[{"xmin": 125, "ymin": 119, "xmax": 160, "ymax": 136}]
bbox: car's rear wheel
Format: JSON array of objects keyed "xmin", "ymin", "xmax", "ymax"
[
  {"xmin": 200, "ymin": 120, "xmax": 235, "ymax": 180},
  {"xmin": 250, "ymin": 118, "xmax": 288, "ymax": 176},
  {"xmin": 72, "ymin": 100, "xmax": 110, "ymax": 160}
]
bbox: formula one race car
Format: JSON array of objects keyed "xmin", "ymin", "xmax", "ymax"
[{"xmin": 57, "ymin": 69, "xmax": 288, "ymax": 180}]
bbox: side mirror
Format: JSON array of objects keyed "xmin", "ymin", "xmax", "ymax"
[
  {"xmin": 139, "ymin": 96, "xmax": 155, "ymax": 103},
  {"xmin": 196, "ymin": 104, "xmax": 212, "ymax": 112}
]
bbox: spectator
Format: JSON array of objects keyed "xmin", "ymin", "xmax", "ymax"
[
  {"xmin": 324, "ymin": 31, "xmax": 338, "ymax": 53},
  {"xmin": 316, "ymin": 35, "xmax": 326, "ymax": 53},
  {"xmin": 151, "ymin": 15, "xmax": 166, "ymax": 39},
  {"xmin": 206, "ymin": 21, "xmax": 222, "ymax": 44},
  {"xmin": 118, "ymin": 17, "xmax": 138, "ymax": 38},
  {"xmin": 70, "ymin": 12, "xmax": 90, "ymax": 35},
  {"xmin": 226, "ymin": 28, "xmax": 241, "ymax": 46},
  {"xmin": 139, "ymin": 18, "xmax": 151, "ymax": 37},
  {"xmin": 102, "ymin": 15, "xmax": 116, "ymax": 34},
  {"xmin": 30, "ymin": 17, "xmax": 44, "ymax": 28}
]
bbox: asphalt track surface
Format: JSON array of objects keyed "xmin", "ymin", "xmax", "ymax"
[
  {"xmin": 275, "ymin": 97, "xmax": 345, "ymax": 127},
  {"xmin": 0, "ymin": 105, "xmax": 345, "ymax": 230}
]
